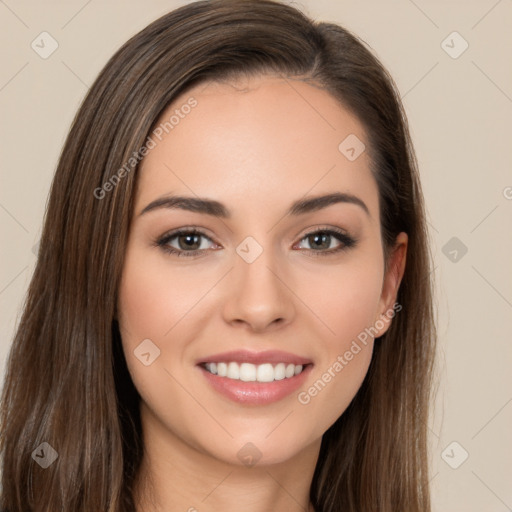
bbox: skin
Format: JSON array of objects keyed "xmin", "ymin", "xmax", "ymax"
[{"xmin": 117, "ymin": 74, "xmax": 407, "ymax": 512}]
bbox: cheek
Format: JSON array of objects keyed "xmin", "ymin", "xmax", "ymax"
[
  {"xmin": 117, "ymin": 249, "xmax": 207, "ymax": 343},
  {"xmin": 291, "ymin": 252, "xmax": 383, "ymax": 427},
  {"xmin": 116, "ymin": 250, "xmax": 209, "ymax": 440},
  {"xmin": 117, "ymin": 247, "xmax": 223, "ymax": 400},
  {"xmin": 293, "ymin": 250, "xmax": 384, "ymax": 343}
]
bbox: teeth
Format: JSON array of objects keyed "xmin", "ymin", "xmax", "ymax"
[
  {"xmin": 257, "ymin": 363, "xmax": 274, "ymax": 382},
  {"xmin": 217, "ymin": 362, "xmax": 227, "ymax": 377},
  {"xmin": 274, "ymin": 363, "xmax": 285, "ymax": 380},
  {"xmin": 227, "ymin": 362, "xmax": 239, "ymax": 379},
  {"xmin": 240, "ymin": 362, "xmax": 256, "ymax": 382},
  {"xmin": 204, "ymin": 361, "xmax": 305, "ymax": 382}
]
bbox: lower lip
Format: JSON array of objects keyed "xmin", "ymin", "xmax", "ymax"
[{"xmin": 199, "ymin": 364, "xmax": 313, "ymax": 405}]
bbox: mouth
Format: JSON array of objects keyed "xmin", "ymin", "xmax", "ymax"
[{"xmin": 196, "ymin": 350, "xmax": 313, "ymax": 405}]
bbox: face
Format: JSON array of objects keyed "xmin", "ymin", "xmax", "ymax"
[{"xmin": 117, "ymin": 74, "xmax": 407, "ymax": 467}]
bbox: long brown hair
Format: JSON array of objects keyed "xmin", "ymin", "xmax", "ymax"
[{"xmin": 0, "ymin": 1, "xmax": 436, "ymax": 510}]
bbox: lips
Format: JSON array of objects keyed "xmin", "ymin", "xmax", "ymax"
[{"xmin": 196, "ymin": 350, "xmax": 313, "ymax": 405}]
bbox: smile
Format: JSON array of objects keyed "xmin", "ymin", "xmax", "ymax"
[
  {"xmin": 197, "ymin": 350, "xmax": 313, "ymax": 405},
  {"xmin": 203, "ymin": 361, "xmax": 305, "ymax": 382}
]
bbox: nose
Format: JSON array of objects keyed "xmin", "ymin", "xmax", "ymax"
[{"xmin": 222, "ymin": 247, "xmax": 296, "ymax": 333}]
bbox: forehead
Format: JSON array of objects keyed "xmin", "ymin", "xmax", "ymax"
[{"xmin": 137, "ymin": 75, "xmax": 379, "ymax": 219}]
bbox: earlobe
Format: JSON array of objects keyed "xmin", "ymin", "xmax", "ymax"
[{"xmin": 374, "ymin": 232, "xmax": 408, "ymax": 337}]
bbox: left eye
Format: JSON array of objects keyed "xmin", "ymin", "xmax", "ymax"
[
  {"xmin": 156, "ymin": 227, "xmax": 356, "ymax": 257},
  {"xmin": 295, "ymin": 230, "xmax": 352, "ymax": 252}
]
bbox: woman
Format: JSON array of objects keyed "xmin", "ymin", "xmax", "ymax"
[{"xmin": 0, "ymin": 0, "xmax": 436, "ymax": 510}]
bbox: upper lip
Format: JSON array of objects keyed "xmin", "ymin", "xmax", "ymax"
[{"xmin": 197, "ymin": 350, "xmax": 313, "ymax": 366}]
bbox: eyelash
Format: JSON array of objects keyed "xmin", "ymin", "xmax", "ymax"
[{"xmin": 154, "ymin": 226, "xmax": 357, "ymax": 258}]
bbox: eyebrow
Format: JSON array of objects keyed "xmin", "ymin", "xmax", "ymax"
[{"xmin": 139, "ymin": 192, "xmax": 370, "ymax": 218}]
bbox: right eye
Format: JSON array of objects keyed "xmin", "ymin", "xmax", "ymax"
[{"xmin": 156, "ymin": 228, "xmax": 219, "ymax": 257}]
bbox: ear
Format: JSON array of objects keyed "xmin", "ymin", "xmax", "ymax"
[{"xmin": 373, "ymin": 232, "xmax": 408, "ymax": 338}]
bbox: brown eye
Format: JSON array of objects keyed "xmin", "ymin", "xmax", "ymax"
[
  {"xmin": 156, "ymin": 228, "xmax": 216, "ymax": 257},
  {"xmin": 295, "ymin": 228, "xmax": 356, "ymax": 255},
  {"xmin": 176, "ymin": 233, "xmax": 202, "ymax": 251}
]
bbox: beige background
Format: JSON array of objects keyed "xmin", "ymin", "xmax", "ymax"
[{"xmin": 1, "ymin": 0, "xmax": 511, "ymax": 510}]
